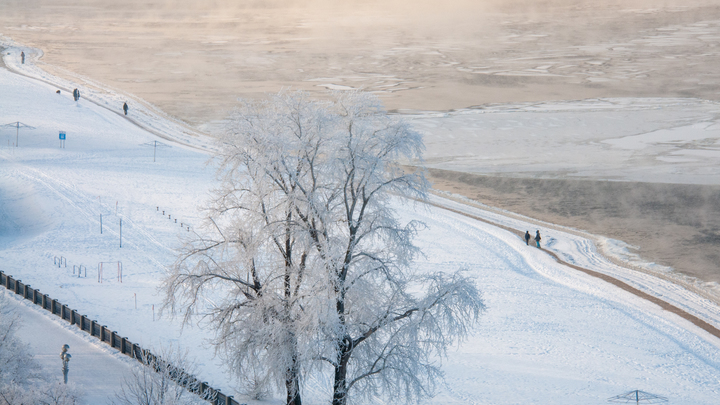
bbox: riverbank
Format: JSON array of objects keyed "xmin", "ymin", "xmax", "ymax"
[
  {"xmin": 3, "ymin": 37, "xmax": 718, "ymax": 293},
  {"xmin": 425, "ymin": 168, "xmax": 720, "ymax": 285}
]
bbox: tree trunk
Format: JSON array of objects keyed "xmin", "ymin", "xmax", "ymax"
[
  {"xmin": 332, "ymin": 338, "xmax": 352, "ymax": 405},
  {"xmin": 286, "ymin": 369, "xmax": 302, "ymax": 405},
  {"xmin": 285, "ymin": 328, "xmax": 302, "ymax": 405}
]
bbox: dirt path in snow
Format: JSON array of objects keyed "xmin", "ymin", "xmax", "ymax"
[
  {"xmin": 426, "ymin": 168, "xmax": 720, "ymax": 285},
  {"xmin": 423, "ymin": 173, "xmax": 720, "ymax": 342}
]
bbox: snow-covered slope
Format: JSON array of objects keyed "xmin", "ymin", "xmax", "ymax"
[{"xmin": 2, "ymin": 46, "xmax": 720, "ymax": 404}]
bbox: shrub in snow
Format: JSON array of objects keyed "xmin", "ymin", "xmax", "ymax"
[
  {"xmin": 34, "ymin": 382, "xmax": 82, "ymax": 405},
  {"xmin": 0, "ymin": 295, "xmax": 82, "ymax": 405},
  {"xmin": 162, "ymin": 90, "xmax": 484, "ymax": 405},
  {"xmin": 111, "ymin": 346, "xmax": 212, "ymax": 405},
  {"xmin": 0, "ymin": 295, "xmax": 40, "ymax": 382}
]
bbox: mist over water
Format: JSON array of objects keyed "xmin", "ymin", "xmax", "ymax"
[{"xmin": 3, "ymin": 0, "xmax": 720, "ymax": 124}]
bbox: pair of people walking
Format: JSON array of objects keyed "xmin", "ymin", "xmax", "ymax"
[{"xmin": 524, "ymin": 230, "xmax": 541, "ymax": 248}]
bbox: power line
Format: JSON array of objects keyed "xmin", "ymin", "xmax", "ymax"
[
  {"xmin": 140, "ymin": 140, "xmax": 172, "ymax": 162},
  {"xmin": 1, "ymin": 121, "xmax": 36, "ymax": 147}
]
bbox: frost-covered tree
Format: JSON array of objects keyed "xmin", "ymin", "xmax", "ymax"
[
  {"xmin": 0, "ymin": 294, "xmax": 82, "ymax": 405},
  {"xmin": 0, "ymin": 297, "xmax": 36, "ymax": 387},
  {"xmin": 162, "ymin": 91, "xmax": 484, "ymax": 405},
  {"xmin": 164, "ymin": 92, "xmax": 329, "ymax": 405},
  {"xmin": 0, "ymin": 294, "xmax": 41, "ymax": 405},
  {"xmin": 308, "ymin": 92, "xmax": 484, "ymax": 405}
]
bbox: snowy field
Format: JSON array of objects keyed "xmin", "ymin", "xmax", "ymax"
[{"xmin": 2, "ymin": 46, "xmax": 720, "ymax": 405}]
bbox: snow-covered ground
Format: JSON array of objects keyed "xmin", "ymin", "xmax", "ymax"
[
  {"xmin": 0, "ymin": 288, "xmax": 136, "ymax": 404},
  {"xmin": 2, "ymin": 46, "xmax": 720, "ymax": 404}
]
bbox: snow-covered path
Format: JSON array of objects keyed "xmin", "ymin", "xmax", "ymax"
[
  {"xmin": 1, "ymin": 288, "xmax": 134, "ymax": 404},
  {"xmin": 402, "ymin": 202, "xmax": 720, "ymax": 404},
  {"xmin": 2, "ymin": 45, "xmax": 720, "ymax": 404}
]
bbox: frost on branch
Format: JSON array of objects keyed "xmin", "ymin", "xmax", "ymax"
[
  {"xmin": 162, "ymin": 90, "xmax": 484, "ymax": 405},
  {"xmin": 112, "ymin": 346, "xmax": 212, "ymax": 405}
]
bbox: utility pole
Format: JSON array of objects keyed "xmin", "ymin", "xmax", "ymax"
[
  {"xmin": 140, "ymin": 140, "xmax": 171, "ymax": 162},
  {"xmin": 1, "ymin": 121, "xmax": 36, "ymax": 147}
]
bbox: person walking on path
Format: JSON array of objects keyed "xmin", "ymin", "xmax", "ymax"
[
  {"xmin": 123, "ymin": 102, "xmax": 128, "ymax": 116},
  {"xmin": 73, "ymin": 88, "xmax": 80, "ymax": 102},
  {"xmin": 524, "ymin": 231, "xmax": 531, "ymax": 246},
  {"xmin": 20, "ymin": 51, "xmax": 24, "ymax": 64},
  {"xmin": 535, "ymin": 230, "xmax": 542, "ymax": 248}
]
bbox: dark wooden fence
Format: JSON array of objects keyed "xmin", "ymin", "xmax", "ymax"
[{"xmin": 0, "ymin": 270, "xmax": 243, "ymax": 405}]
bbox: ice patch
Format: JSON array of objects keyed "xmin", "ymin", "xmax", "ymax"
[
  {"xmin": 316, "ymin": 83, "xmax": 354, "ymax": 90},
  {"xmin": 596, "ymin": 237, "xmax": 673, "ymax": 273}
]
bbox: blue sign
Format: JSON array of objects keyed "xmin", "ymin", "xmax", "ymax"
[{"xmin": 59, "ymin": 131, "xmax": 66, "ymax": 140}]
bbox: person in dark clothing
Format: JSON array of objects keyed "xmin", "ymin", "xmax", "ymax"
[
  {"xmin": 73, "ymin": 88, "xmax": 79, "ymax": 102},
  {"xmin": 123, "ymin": 102, "xmax": 128, "ymax": 115},
  {"xmin": 524, "ymin": 231, "xmax": 531, "ymax": 246},
  {"xmin": 20, "ymin": 51, "xmax": 24, "ymax": 64},
  {"xmin": 535, "ymin": 230, "xmax": 541, "ymax": 248}
]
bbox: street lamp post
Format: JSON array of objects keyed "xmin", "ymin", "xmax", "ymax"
[{"xmin": 60, "ymin": 344, "xmax": 71, "ymax": 384}]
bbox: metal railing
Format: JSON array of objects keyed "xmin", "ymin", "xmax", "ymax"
[{"xmin": 0, "ymin": 270, "xmax": 243, "ymax": 405}]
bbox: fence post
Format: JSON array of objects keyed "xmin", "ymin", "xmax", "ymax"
[{"xmin": 14, "ymin": 279, "xmax": 21, "ymax": 294}]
